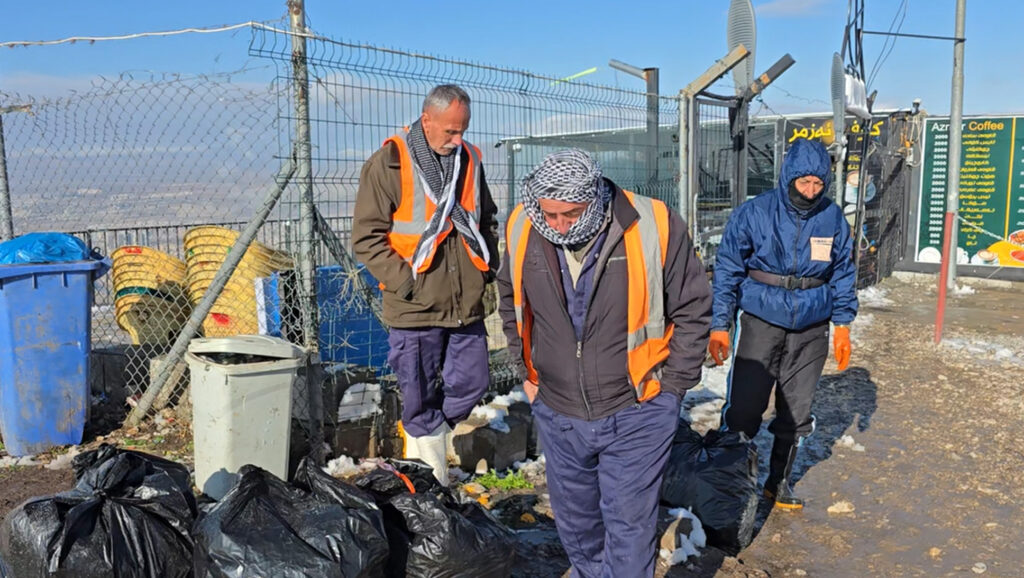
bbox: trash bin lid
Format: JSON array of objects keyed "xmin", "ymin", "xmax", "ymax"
[{"xmin": 188, "ymin": 335, "xmax": 305, "ymax": 359}]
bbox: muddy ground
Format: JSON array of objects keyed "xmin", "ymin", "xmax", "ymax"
[{"xmin": 2, "ymin": 272, "xmax": 1022, "ymax": 577}]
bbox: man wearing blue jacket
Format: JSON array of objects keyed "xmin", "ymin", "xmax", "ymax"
[{"xmin": 708, "ymin": 138, "xmax": 857, "ymax": 510}]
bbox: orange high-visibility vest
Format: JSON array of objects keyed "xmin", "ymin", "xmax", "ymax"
[
  {"xmin": 383, "ymin": 129, "xmax": 489, "ymax": 274},
  {"xmin": 506, "ymin": 190, "xmax": 674, "ymax": 401}
]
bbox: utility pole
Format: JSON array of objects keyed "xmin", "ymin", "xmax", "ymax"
[
  {"xmin": 934, "ymin": 0, "xmax": 967, "ymax": 343},
  {"xmin": 289, "ymin": 0, "xmax": 319, "ymax": 354}
]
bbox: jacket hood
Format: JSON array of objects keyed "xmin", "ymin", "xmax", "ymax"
[
  {"xmin": 774, "ymin": 138, "xmax": 833, "ymax": 214},
  {"xmin": 779, "ymin": 138, "xmax": 833, "ymax": 193}
]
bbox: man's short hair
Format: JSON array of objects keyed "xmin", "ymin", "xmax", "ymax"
[{"xmin": 423, "ymin": 84, "xmax": 471, "ymax": 113}]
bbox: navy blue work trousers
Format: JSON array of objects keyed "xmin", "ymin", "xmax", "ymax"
[
  {"xmin": 533, "ymin": 391, "xmax": 681, "ymax": 578},
  {"xmin": 387, "ymin": 320, "xmax": 489, "ymax": 437}
]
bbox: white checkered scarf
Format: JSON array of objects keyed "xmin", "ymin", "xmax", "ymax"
[{"xmin": 520, "ymin": 149, "xmax": 611, "ymax": 246}]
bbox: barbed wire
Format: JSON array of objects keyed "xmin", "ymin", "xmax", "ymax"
[{"xmin": 0, "ymin": 20, "xmax": 284, "ymax": 49}]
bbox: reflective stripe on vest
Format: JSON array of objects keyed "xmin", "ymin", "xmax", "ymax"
[
  {"xmin": 384, "ymin": 130, "xmax": 489, "ymax": 273},
  {"xmin": 508, "ymin": 191, "xmax": 672, "ymax": 400}
]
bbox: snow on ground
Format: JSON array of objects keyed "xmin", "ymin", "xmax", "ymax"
[
  {"xmin": 470, "ymin": 405, "xmax": 510, "ymax": 433},
  {"xmin": 940, "ymin": 336, "xmax": 1024, "ymax": 365},
  {"xmin": 850, "ymin": 312, "xmax": 873, "ymax": 345},
  {"xmin": 660, "ymin": 507, "xmax": 707, "ymax": 565},
  {"xmin": 0, "ymin": 455, "xmax": 40, "ymax": 468},
  {"xmin": 858, "ymin": 286, "xmax": 893, "ymax": 308}
]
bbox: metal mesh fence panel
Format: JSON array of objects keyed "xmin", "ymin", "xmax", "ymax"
[
  {"xmin": 248, "ymin": 26, "xmax": 680, "ymax": 407},
  {"xmin": 692, "ymin": 97, "xmax": 737, "ymax": 265}
]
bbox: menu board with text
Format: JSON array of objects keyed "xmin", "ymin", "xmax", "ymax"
[{"xmin": 916, "ymin": 116, "xmax": 1024, "ymax": 267}]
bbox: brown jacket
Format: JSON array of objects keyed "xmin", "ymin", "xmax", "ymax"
[
  {"xmin": 352, "ymin": 141, "xmax": 500, "ymax": 328},
  {"xmin": 497, "ymin": 184, "xmax": 712, "ymax": 420}
]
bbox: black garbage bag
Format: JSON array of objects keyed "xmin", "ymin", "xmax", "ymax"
[
  {"xmin": 352, "ymin": 459, "xmax": 448, "ymax": 502},
  {"xmin": 193, "ymin": 464, "xmax": 389, "ymax": 578},
  {"xmin": 660, "ymin": 421, "xmax": 759, "ymax": 554},
  {"xmin": 389, "ymin": 493, "xmax": 517, "ymax": 578},
  {"xmin": 0, "ymin": 444, "xmax": 196, "ymax": 578},
  {"xmin": 291, "ymin": 457, "xmax": 389, "ymax": 571}
]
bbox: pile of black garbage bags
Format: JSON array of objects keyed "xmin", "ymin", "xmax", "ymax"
[{"xmin": 0, "ymin": 445, "xmax": 515, "ymax": 577}]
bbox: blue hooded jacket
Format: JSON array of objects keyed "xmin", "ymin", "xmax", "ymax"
[{"xmin": 711, "ymin": 138, "xmax": 858, "ymax": 331}]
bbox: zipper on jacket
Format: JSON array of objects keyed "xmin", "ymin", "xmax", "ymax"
[
  {"xmin": 577, "ymin": 340, "xmax": 593, "ymax": 419},
  {"xmin": 792, "ymin": 217, "xmax": 802, "ymax": 327},
  {"xmin": 541, "ymin": 256, "xmax": 593, "ymax": 418}
]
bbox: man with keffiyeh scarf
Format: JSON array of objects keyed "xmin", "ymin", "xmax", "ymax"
[
  {"xmin": 353, "ymin": 85, "xmax": 499, "ymax": 487},
  {"xmin": 497, "ymin": 149, "xmax": 711, "ymax": 577}
]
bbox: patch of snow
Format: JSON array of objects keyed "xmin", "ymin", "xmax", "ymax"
[
  {"xmin": 941, "ymin": 337, "xmax": 1024, "ymax": 365},
  {"xmin": 857, "ymin": 286, "xmax": 893, "ymax": 308},
  {"xmin": 44, "ymin": 446, "xmax": 83, "ymax": 470},
  {"xmin": 850, "ymin": 313, "xmax": 873, "ymax": 345},
  {"xmin": 954, "ymin": 284, "xmax": 976, "ymax": 296},
  {"xmin": 514, "ymin": 456, "xmax": 546, "ymax": 479},
  {"xmin": 337, "ymin": 383, "xmax": 382, "ymax": 422},
  {"xmin": 490, "ymin": 389, "xmax": 529, "ymax": 407},
  {"xmin": 836, "ymin": 435, "xmax": 866, "ymax": 452},
  {"xmin": 470, "ymin": 404, "xmax": 510, "ymax": 433},
  {"xmin": 661, "ymin": 507, "xmax": 706, "ymax": 564},
  {"xmin": 0, "ymin": 455, "xmax": 40, "ymax": 468}
]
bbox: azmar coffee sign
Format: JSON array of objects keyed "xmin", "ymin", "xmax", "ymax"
[{"xmin": 916, "ymin": 116, "xmax": 1024, "ymax": 268}]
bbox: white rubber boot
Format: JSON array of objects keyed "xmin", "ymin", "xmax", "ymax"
[{"xmin": 412, "ymin": 422, "xmax": 451, "ymax": 487}]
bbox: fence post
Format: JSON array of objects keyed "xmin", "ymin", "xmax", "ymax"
[
  {"xmin": 678, "ymin": 93, "xmax": 690, "ymax": 226},
  {"xmin": 0, "ymin": 115, "xmax": 14, "ymax": 241},
  {"xmin": 289, "ymin": 0, "xmax": 319, "ymax": 355}
]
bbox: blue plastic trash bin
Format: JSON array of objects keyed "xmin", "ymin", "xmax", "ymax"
[{"xmin": 0, "ymin": 260, "xmax": 107, "ymax": 456}]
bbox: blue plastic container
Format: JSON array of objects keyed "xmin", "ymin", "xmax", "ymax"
[{"xmin": 0, "ymin": 260, "xmax": 107, "ymax": 456}]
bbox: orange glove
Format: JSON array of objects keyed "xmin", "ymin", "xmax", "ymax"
[
  {"xmin": 833, "ymin": 326, "xmax": 851, "ymax": 371},
  {"xmin": 708, "ymin": 330, "xmax": 731, "ymax": 366}
]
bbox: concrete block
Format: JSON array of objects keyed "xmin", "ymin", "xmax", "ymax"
[{"xmin": 452, "ymin": 412, "xmax": 529, "ymax": 471}]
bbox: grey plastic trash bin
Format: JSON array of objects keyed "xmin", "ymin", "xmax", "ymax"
[{"xmin": 186, "ymin": 335, "xmax": 305, "ymax": 499}]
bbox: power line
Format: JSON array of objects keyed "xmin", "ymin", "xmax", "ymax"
[{"xmin": 867, "ymin": 0, "xmax": 910, "ymax": 89}]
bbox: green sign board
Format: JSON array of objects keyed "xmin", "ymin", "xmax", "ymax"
[{"xmin": 916, "ymin": 117, "xmax": 1024, "ymax": 268}]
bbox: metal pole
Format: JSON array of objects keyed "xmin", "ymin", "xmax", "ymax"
[
  {"xmin": 935, "ymin": 0, "xmax": 967, "ymax": 343},
  {"xmin": 289, "ymin": 0, "xmax": 319, "ymax": 354},
  {"xmin": 0, "ymin": 116, "xmax": 14, "ymax": 241},
  {"xmin": 944, "ymin": 0, "xmax": 967, "ymax": 291},
  {"xmin": 686, "ymin": 96, "xmax": 698, "ymax": 237},
  {"xmin": 127, "ymin": 160, "xmax": 297, "ymax": 425},
  {"xmin": 678, "ymin": 93, "xmax": 689, "ymax": 221},
  {"xmin": 645, "ymin": 68, "xmax": 660, "ymax": 188}
]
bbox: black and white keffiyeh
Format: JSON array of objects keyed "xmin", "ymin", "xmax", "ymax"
[
  {"xmin": 406, "ymin": 120, "xmax": 488, "ymax": 273},
  {"xmin": 520, "ymin": 148, "xmax": 611, "ymax": 246}
]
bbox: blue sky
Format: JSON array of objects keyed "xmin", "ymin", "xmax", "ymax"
[{"xmin": 1, "ymin": 0, "xmax": 1019, "ymax": 116}]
